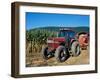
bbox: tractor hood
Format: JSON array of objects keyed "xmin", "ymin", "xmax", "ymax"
[{"xmin": 47, "ymin": 37, "xmax": 66, "ymax": 43}]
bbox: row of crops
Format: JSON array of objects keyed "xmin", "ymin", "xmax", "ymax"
[{"xmin": 26, "ymin": 29, "xmax": 57, "ymax": 55}]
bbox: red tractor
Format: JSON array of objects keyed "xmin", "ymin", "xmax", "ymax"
[{"xmin": 42, "ymin": 29, "xmax": 81, "ymax": 62}]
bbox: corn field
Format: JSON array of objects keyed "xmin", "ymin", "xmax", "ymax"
[{"xmin": 26, "ymin": 29, "xmax": 57, "ymax": 56}]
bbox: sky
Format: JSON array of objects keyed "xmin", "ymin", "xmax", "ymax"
[{"xmin": 26, "ymin": 12, "xmax": 89, "ymax": 30}]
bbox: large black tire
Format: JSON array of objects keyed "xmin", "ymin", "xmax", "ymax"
[
  {"xmin": 55, "ymin": 46, "xmax": 69, "ymax": 62},
  {"xmin": 42, "ymin": 46, "xmax": 53, "ymax": 60},
  {"xmin": 71, "ymin": 41, "xmax": 81, "ymax": 56}
]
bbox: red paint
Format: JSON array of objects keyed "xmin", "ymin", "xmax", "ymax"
[
  {"xmin": 78, "ymin": 34, "xmax": 89, "ymax": 48},
  {"xmin": 47, "ymin": 37, "xmax": 65, "ymax": 49}
]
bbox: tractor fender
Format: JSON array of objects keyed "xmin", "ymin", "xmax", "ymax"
[
  {"xmin": 59, "ymin": 42, "xmax": 65, "ymax": 46},
  {"xmin": 71, "ymin": 39, "xmax": 77, "ymax": 45}
]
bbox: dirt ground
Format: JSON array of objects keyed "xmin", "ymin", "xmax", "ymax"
[{"xmin": 26, "ymin": 48, "xmax": 89, "ymax": 67}]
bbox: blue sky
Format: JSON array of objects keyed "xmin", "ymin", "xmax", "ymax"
[{"xmin": 26, "ymin": 12, "xmax": 89, "ymax": 30}]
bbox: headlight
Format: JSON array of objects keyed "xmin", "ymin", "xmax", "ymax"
[
  {"xmin": 47, "ymin": 39, "xmax": 59, "ymax": 43},
  {"xmin": 47, "ymin": 39, "xmax": 54, "ymax": 43}
]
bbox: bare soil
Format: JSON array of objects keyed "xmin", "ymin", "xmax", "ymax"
[{"xmin": 26, "ymin": 48, "xmax": 89, "ymax": 67}]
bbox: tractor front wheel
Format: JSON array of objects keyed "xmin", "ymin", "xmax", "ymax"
[
  {"xmin": 55, "ymin": 46, "xmax": 69, "ymax": 62},
  {"xmin": 71, "ymin": 41, "xmax": 81, "ymax": 56},
  {"xmin": 42, "ymin": 46, "xmax": 53, "ymax": 60}
]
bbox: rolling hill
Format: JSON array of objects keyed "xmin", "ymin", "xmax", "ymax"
[{"xmin": 28, "ymin": 26, "xmax": 89, "ymax": 33}]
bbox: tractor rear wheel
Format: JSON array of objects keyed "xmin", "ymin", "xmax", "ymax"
[
  {"xmin": 42, "ymin": 46, "xmax": 53, "ymax": 60},
  {"xmin": 71, "ymin": 41, "xmax": 81, "ymax": 56},
  {"xmin": 55, "ymin": 46, "xmax": 69, "ymax": 62}
]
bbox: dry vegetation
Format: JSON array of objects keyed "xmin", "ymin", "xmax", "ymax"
[{"xmin": 26, "ymin": 46, "xmax": 89, "ymax": 67}]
